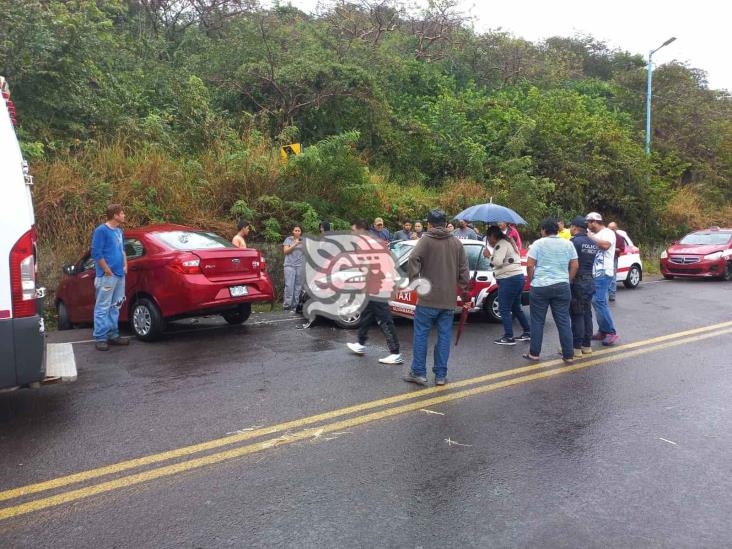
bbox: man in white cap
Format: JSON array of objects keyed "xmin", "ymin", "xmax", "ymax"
[{"xmin": 585, "ymin": 212, "xmax": 619, "ymax": 345}]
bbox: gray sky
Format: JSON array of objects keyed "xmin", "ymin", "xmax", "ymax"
[{"xmin": 279, "ymin": 0, "xmax": 731, "ymax": 91}]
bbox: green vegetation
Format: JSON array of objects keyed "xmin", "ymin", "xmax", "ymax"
[{"xmin": 2, "ymin": 0, "xmax": 730, "ymax": 298}]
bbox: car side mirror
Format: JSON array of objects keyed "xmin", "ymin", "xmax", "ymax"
[
  {"xmin": 671, "ymin": 240, "xmax": 678, "ymax": 245},
  {"xmin": 63, "ymin": 264, "xmax": 77, "ymax": 275}
]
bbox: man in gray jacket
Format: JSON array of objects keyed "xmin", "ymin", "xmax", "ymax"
[{"xmin": 405, "ymin": 209, "xmax": 470, "ymax": 386}]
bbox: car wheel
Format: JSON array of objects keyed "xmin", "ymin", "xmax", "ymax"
[
  {"xmin": 662, "ymin": 273, "xmax": 674, "ymax": 280},
  {"xmin": 481, "ymin": 292, "xmax": 501, "ymax": 323},
  {"xmin": 722, "ymin": 262, "xmax": 732, "ymax": 281},
  {"xmin": 623, "ymin": 265, "xmax": 642, "ymax": 288},
  {"xmin": 130, "ymin": 298, "xmax": 165, "ymax": 341},
  {"xmin": 335, "ymin": 311, "xmax": 361, "ymax": 329},
  {"xmin": 222, "ymin": 303, "xmax": 252, "ymax": 325},
  {"xmin": 57, "ymin": 301, "xmax": 72, "ymax": 331}
]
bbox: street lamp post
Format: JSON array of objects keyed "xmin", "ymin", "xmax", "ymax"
[{"xmin": 645, "ymin": 36, "xmax": 677, "ymax": 155}]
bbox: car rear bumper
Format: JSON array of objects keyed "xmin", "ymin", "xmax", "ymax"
[
  {"xmin": 660, "ymin": 258, "xmax": 726, "ymax": 278},
  {"xmin": 153, "ymin": 273, "xmax": 275, "ymax": 318}
]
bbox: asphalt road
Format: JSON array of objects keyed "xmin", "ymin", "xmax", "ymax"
[{"xmin": 1, "ymin": 277, "xmax": 731, "ymax": 548}]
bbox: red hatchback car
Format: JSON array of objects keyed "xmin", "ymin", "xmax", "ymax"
[
  {"xmin": 660, "ymin": 227, "xmax": 732, "ymax": 281},
  {"xmin": 55, "ymin": 224, "xmax": 275, "ymax": 340}
]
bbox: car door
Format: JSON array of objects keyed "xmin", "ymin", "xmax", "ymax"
[
  {"xmin": 69, "ymin": 255, "xmax": 97, "ymax": 323},
  {"xmin": 119, "ymin": 237, "xmax": 147, "ymax": 321}
]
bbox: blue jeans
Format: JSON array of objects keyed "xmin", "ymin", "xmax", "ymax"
[
  {"xmin": 529, "ymin": 282, "xmax": 573, "ymax": 359},
  {"xmin": 93, "ymin": 275, "xmax": 126, "ymax": 341},
  {"xmin": 592, "ymin": 274, "xmax": 616, "ymax": 335},
  {"xmin": 411, "ymin": 305, "xmax": 453, "ymax": 379},
  {"xmin": 497, "ymin": 274, "xmax": 530, "ymax": 338}
]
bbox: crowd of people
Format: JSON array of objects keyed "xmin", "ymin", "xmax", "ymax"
[{"xmin": 248, "ymin": 210, "xmax": 627, "ymax": 385}]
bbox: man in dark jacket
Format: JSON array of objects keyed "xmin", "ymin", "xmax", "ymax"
[
  {"xmin": 608, "ymin": 221, "xmax": 625, "ymax": 301},
  {"xmin": 392, "ymin": 219, "xmax": 413, "ymax": 241},
  {"xmin": 405, "ymin": 209, "xmax": 470, "ymax": 386},
  {"xmin": 569, "ymin": 216, "xmax": 598, "ymax": 356}
]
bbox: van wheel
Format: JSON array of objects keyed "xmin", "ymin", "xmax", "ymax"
[
  {"xmin": 130, "ymin": 298, "xmax": 165, "ymax": 341},
  {"xmin": 222, "ymin": 303, "xmax": 252, "ymax": 325},
  {"xmin": 623, "ymin": 265, "xmax": 642, "ymax": 288},
  {"xmin": 481, "ymin": 292, "xmax": 501, "ymax": 323},
  {"xmin": 57, "ymin": 301, "xmax": 72, "ymax": 330}
]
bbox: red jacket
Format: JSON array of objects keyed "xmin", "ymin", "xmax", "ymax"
[{"xmin": 614, "ymin": 231, "xmax": 626, "ymax": 257}]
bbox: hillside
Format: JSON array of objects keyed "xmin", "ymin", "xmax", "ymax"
[{"xmin": 1, "ymin": 0, "xmax": 730, "ymax": 298}]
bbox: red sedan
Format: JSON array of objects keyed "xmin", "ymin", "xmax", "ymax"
[
  {"xmin": 56, "ymin": 224, "xmax": 275, "ymax": 340},
  {"xmin": 660, "ymin": 227, "xmax": 732, "ymax": 281}
]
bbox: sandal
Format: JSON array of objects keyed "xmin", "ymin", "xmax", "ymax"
[{"xmin": 522, "ymin": 353, "xmax": 540, "ymax": 362}]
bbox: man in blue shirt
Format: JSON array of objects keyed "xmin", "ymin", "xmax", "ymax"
[
  {"xmin": 369, "ymin": 217, "xmax": 391, "ymax": 242},
  {"xmin": 569, "ymin": 216, "xmax": 598, "ymax": 356},
  {"xmin": 525, "ymin": 218, "xmax": 578, "ymax": 363},
  {"xmin": 91, "ymin": 204, "xmax": 128, "ymax": 351}
]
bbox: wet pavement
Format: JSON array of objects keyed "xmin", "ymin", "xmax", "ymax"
[{"xmin": 1, "ymin": 277, "xmax": 731, "ymax": 548}]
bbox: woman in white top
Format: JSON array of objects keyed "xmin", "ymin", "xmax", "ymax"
[{"xmin": 485, "ymin": 225, "xmax": 530, "ymax": 345}]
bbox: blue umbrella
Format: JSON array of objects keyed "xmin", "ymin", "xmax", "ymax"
[{"xmin": 454, "ymin": 203, "xmax": 528, "ymax": 225}]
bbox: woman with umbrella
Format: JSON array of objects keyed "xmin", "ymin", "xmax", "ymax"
[
  {"xmin": 484, "ymin": 226, "xmax": 531, "ymax": 345},
  {"xmin": 452, "ymin": 201, "xmax": 530, "ymax": 348}
]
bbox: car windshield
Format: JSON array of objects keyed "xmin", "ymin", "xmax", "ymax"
[
  {"xmin": 390, "ymin": 241, "xmax": 414, "ymax": 263},
  {"xmin": 154, "ymin": 231, "xmax": 235, "ymax": 250},
  {"xmin": 679, "ymin": 232, "xmax": 731, "ymax": 246}
]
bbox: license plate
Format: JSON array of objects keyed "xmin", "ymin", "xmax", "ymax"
[{"xmin": 229, "ymin": 285, "xmax": 248, "ymax": 297}]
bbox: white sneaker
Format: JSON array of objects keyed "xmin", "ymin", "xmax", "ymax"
[
  {"xmin": 347, "ymin": 342, "xmax": 366, "ymax": 355},
  {"xmin": 379, "ymin": 353, "xmax": 404, "ymax": 365}
]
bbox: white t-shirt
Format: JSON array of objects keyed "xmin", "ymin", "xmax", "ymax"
[{"xmin": 592, "ymin": 227, "xmax": 616, "ymax": 277}]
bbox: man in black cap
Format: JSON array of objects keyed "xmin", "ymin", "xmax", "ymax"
[
  {"xmin": 405, "ymin": 209, "xmax": 470, "ymax": 386},
  {"xmin": 569, "ymin": 216, "xmax": 598, "ymax": 356}
]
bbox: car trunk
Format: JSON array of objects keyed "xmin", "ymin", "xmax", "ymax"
[{"xmin": 195, "ymin": 248, "xmax": 261, "ymax": 282}]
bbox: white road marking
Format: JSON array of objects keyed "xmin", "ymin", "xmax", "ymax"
[
  {"xmin": 658, "ymin": 437, "xmax": 678, "ymax": 446},
  {"xmin": 420, "ymin": 409, "xmax": 446, "ymax": 415},
  {"xmin": 444, "ymin": 438, "xmax": 472, "ymax": 447}
]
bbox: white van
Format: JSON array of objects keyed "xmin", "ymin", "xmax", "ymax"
[{"xmin": 0, "ymin": 76, "xmax": 46, "ymax": 389}]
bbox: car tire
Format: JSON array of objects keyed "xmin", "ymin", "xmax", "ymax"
[
  {"xmin": 222, "ymin": 303, "xmax": 252, "ymax": 325},
  {"xmin": 57, "ymin": 301, "xmax": 72, "ymax": 331},
  {"xmin": 662, "ymin": 273, "xmax": 674, "ymax": 280},
  {"xmin": 721, "ymin": 262, "xmax": 732, "ymax": 281},
  {"xmin": 481, "ymin": 292, "xmax": 501, "ymax": 323},
  {"xmin": 335, "ymin": 311, "xmax": 361, "ymax": 329},
  {"xmin": 623, "ymin": 264, "xmax": 642, "ymax": 289},
  {"xmin": 130, "ymin": 298, "xmax": 165, "ymax": 341}
]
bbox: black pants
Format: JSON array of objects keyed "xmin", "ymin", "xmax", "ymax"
[
  {"xmin": 570, "ymin": 276, "xmax": 595, "ymax": 349},
  {"xmin": 358, "ymin": 301, "xmax": 400, "ymax": 354}
]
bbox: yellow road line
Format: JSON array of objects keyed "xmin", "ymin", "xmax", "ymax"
[
  {"xmin": 0, "ymin": 319, "xmax": 730, "ymax": 504},
  {"xmin": 0, "ymin": 327, "xmax": 729, "ymax": 521}
]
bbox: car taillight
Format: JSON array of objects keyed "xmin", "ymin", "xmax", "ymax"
[
  {"xmin": 10, "ymin": 228, "xmax": 37, "ymax": 318},
  {"xmin": 171, "ymin": 253, "xmax": 201, "ymax": 274}
]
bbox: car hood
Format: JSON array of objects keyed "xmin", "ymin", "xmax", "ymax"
[{"xmin": 667, "ymin": 244, "xmax": 726, "ymax": 255}]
